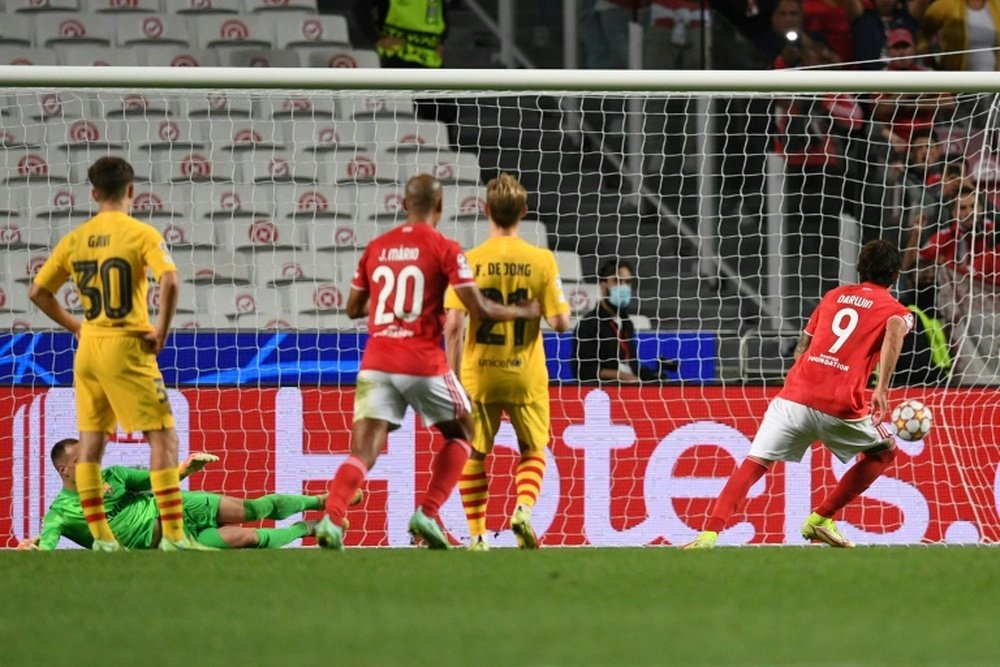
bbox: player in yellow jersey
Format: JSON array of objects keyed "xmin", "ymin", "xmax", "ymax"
[
  {"xmin": 29, "ymin": 156, "xmax": 207, "ymax": 552},
  {"xmin": 444, "ymin": 173, "xmax": 571, "ymax": 550}
]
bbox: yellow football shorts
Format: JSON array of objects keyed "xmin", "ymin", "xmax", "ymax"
[
  {"xmin": 470, "ymin": 397, "xmax": 550, "ymax": 456},
  {"xmin": 74, "ymin": 335, "xmax": 175, "ymax": 433}
]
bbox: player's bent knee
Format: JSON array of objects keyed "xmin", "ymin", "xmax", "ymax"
[{"xmin": 863, "ymin": 444, "xmax": 897, "ymax": 464}]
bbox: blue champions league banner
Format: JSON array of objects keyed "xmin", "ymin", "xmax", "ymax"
[{"xmin": 0, "ymin": 331, "xmax": 716, "ymax": 387}]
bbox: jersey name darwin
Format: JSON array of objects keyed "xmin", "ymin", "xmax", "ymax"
[
  {"xmin": 836, "ymin": 294, "xmax": 874, "ymax": 309},
  {"xmin": 474, "ymin": 261, "xmax": 532, "ymax": 277}
]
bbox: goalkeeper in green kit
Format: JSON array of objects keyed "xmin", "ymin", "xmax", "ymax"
[{"xmin": 18, "ymin": 438, "xmax": 360, "ymax": 551}]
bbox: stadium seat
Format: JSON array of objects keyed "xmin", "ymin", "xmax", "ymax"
[
  {"xmin": 0, "ymin": 309, "xmax": 56, "ymax": 331},
  {"xmin": 0, "ymin": 47, "xmax": 59, "ymax": 65},
  {"xmin": 65, "ymin": 148, "xmax": 150, "ymax": 184},
  {"xmin": 197, "ymin": 284, "xmax": 284, "ymax": 328},
  {"xmin": 185, "ymin": 91, "xmax": 253, "ymax": 118},
  {"xmin": 83, "ymin": 0, "xmax": 159, "ymax": 12},
  {"xmin": 223, "ymin": 48, "xmax": 300, "ymax": 68},
  {"xmin": 326, "ymin": 247, "xmax": 362, "ymax": 284},
  {"xmin": 8, "ymin": 0, "xmax": 79, "ymax": 14},
  {"xmin": 35, "ymin": 13, "xmax": 114, "ymax": 47},
  {"xmin": 221, "ymin": 214, "xmax": 304, "ymax": 251},
  {"xmin": 258, "ymin": 93, "xmax": 336, "ymax": 121},
  {"xmin": 0, "ymin": 150, "xmax": 71, "ymax": 184},
  {"xmin": 0, "ymin": 124, "xmax": 46, "ymax": 149},
  {"xmin": 45, "ymin": 118, "xmax": 125, "ymax": 151},
  {"xmin": 22, "ymin": 91, "xmax": 92, "ymax": 121},
  {"xmin": 270, "ymin": 182, "xmax": 349, "ymax": 220},
  {"xmin": 630, "ymin": 314, "xmax": 653, "ymax": 331},
  {"xmin": 146, "ymin": 277, "xmax": 198, "ymax": 315},
  {"xmin": 140, "ymin": 47, "xmax": 219, "ymax": 67},
  {"xmin": 362, "ymin": 119, "xmax": 450, "ymax": 153},
  {"xmin": 24, "ymin": 182, "xmax": 94, "ymax": 234},
  {"xmin": 248, "ymin": 249, "xmax": 334, "ymax": 286},
  {"xmin": 337, "ymin": 95, "xmax": 414, "ymax": 121},
  {"xmin": 292, "ymin": 312, "xmax": 365, "ymax": 331},
  {"xmin": 285, "ymin": 281, "xmax": 349, "ymax": 314},
  {"xmin": 0, "ymin": 280, "xmax": 31, "ymax": 313},
  {"xmin": 443, "ymin": 185, "xmax": 486, "ymax": 222},
  {"xmin": 241, "ymin": 148, "xmax": 319, "ymax": 184},
  {"xmin": 5, "ymin": 249, "xmax": 50, "ymax": 284},
  {"xmin": 0, "ymin": 215, "xmax": 52, "ymax": 250},
  {"xmin": 207, "ymin": 118, "xmax": 282, "ymax": 151},
  {"xmin": 518, "ymin": 219, "xmax": 549, "ymax": 248},
  {"xmin": 349, "ymin": 183, "xmax": 406, "ymax": 224},
  {"xmin": 400, "ymin": 150, "xmax": 481, "ymax": 185},
  {"xmin": 0, "ymin": 15, "xmax": 33, "ymax": 46},
  {"xmin": 284, "ymin": 118, "xmax": 366, "ymax": 152},
  {"xmin": 311, "ymin": 218, "xmax": 378, "ymax": 251},
  {"xmin": 181, "ymin": 182, "xmax": 273, "ymax": 220},
  {"xmin": 152, "ymin": 217, "xmax": 214, "ymax": 248},
  {"xmin": 114, "ymin": 117, "xmax": 204, "ymax": 152},
  {"xmin": 55, "ymin": 281, "xmax": 84, "ymax": 314},
  {"xmin": 115, "ymin": 14, "xmax": 190, "ymax": 48},
  {"xmin": 326, "ymin": 152, "xmax": 401, "ymax": 185},
  {"xmin": 243, "ymin": 0, "xmax": 317, "ymax": 15},
  {"xmin": 98, "ymin": 91, "xmax": 173, "ymax": 118},
  {"xmin": 554, "ymin": 251, "xmax": 585, "ymax": 283},
  {"xmin": 563, "ymin": 282, "xmax": 599, "ymax": 314},
  {"xmin": 54, "ymin": 45, "xmax": 141, "ymax": 66},
  {"xmin": 274, "ymin": 14, "xmax": 349, "ymax": 62},
  {"xmin": 193, "ymin": 15, "xmax": 271, "ymax": 51},
  {"xmin": 171, "ymin": 247, "xmax": 252, "ymax": 285},
  {"xmin": 172, "ymin": 0, "xmax": 239, "ymax": 14},
  {"xmin": 306, "ymin": 49, "xmax": 380, "ymax": 69},
  {"xmin": 153, "ymin": 149, "xmax": 237, "ymax": 183}
]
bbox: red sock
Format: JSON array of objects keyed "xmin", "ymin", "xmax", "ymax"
[
  {"xmin": 325, "ymin": 456, "xmax": 367, "ymax": 526},
  {"xmin": 704, "ymin": 458, "xmax": 769, "ymax": 533},
  {"xmin": 421, "ymin": 439, "xmax": 471, "ymax": 518},
  {"xmin": 816, "ymin": 447, "xmax": 897, "ymax": 518}
]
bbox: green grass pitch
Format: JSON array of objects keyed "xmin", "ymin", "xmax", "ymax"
[{"xmin": 3, "ymin": 547, "xmax": 999, "ymax": 666}]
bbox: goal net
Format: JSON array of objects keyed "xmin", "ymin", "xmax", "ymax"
[{"xmin": 1, "ymin": 69, "xmax": 998, "ymax": 548}]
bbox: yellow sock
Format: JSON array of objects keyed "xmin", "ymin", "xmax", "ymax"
[
  {"xmin": 76, "ymin": 462, "xmax": 116, "ymax": 543},
  {"xmin": 459, "ymin": 458, "xmax": 488, "ymax": 537},
  {"xmin": 516, "ymin": 453, "xmax": 546, "ymax": 509},
  {"xmin": 150, "ymin": 467, "xmax": 185, "ymax": 542}
]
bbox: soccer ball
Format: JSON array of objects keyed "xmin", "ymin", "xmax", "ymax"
[{"xmin": 891, "ymin": 399, "xmax": 933, "ymax": 441}]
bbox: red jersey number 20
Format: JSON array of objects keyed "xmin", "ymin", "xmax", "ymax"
[{"xmin": 372, "ymin": 265, "xmax": 426, "ymax": 325}]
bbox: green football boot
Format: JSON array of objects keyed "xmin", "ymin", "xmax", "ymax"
[
  {"xmin": 680, "ymin": 531, "xmax": 718, "ymax": 550},
  {"xmin": 408, "ymin": 508, "xmax": 451, "ymax": 550},
  {"xmin": 510, "ymin": 504, "xmax": 539, "ymax": 550},
  {"xmin": 314, "ymin": 516, "xmax": 345, "ymax": 551},
  {"xmin": 159, "ymin": 536, "xmax": 216, "ymax": 552},
  {"xmin": 468, "ymin": 535, "xmax": 490, "ymax": 552},
  {"xmin": 801, "ymin": 512, "xmax": 855, "ymax": 548}
]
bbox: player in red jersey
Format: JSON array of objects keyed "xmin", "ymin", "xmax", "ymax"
[
  {"xmin": 315, "ymin": 174, "xmax": 540, "ymax": 550},
  {"xmin": 685, "ymin": 239, "xmax": 913, "ymax": 549}
]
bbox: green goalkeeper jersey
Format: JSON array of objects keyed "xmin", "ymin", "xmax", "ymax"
[{"xmin": 39, "ymin": 466, "xmax": 159, "ymax": 550}]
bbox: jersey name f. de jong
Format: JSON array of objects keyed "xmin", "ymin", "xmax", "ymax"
[
  {"xmin": 780, "ymin": 282, "xmax": 913, "ymax": 419},
  {"xmin": 352, "ymin": 222, "xmax": 475, "ymax": 376}
]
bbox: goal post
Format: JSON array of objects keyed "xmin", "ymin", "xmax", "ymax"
[{"xmin": 1, "ymin": 66, "xmax": 998, "ymax": 548}]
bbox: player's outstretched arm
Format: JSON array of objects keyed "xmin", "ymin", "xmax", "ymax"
[
  {"xmin": 872, "ymin": 317, "xmax": 909, "ymax": 422},
  {"xmin": 144, "ymin": 270, "xmax": 179, "ymax": 355},
  {"xmin": 28, "ymin": 284, "xmax": 81, "ymax": 337},
  {"xmin": 444, "ymin": 309, "xmax": 466, "ymax": 373},
  {"xmin": 180, "ymin": 452, "xmax": 220, "ymax": 480},
  {"xmin": 345, "ymin": 288, "xmax": 370, "ymax": 319},
  {"xmin": 453, "ymin": 284, "xmax": 540, "ymax": 322}
]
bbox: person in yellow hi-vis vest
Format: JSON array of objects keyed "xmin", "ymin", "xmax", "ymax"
[{"xmin": 375, "ymin": 0, "xmax": 448, "ymax": 68}]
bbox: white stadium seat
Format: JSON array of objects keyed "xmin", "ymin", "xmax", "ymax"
[
  {"xmin": 97, "ymin": 91, "xmax": 173, "ymax": 118},
  {"xmin": 146, "ymin": 277, "xmax": 198, "ymax": 315},
  {"xmin": 563, "ymin": 282, "xmax": 599, "ymax": 314},
  {"xmin": 35, "ymin": 13, "xmax": 114, "ymax": 47},
  {"xmin": 244, "ymin": 0, "xmax": 317, "ymax": 15},
  {"xmin": 56, "ymin": 281, "xmax": 83, "ymax": 314},
  {"xmin": 306, "ymin": 49, "xmax": 380, "ymax": 69},
  {"xmin": 0, "ymin": 150, "xmax": 71, "ymax": 183},
  {"xmin": 325, "ymin": 151, "xmax": 401, "ymax": 185},
  {"xmin": 184, "ymin": 91, "xmax": 253, "ymax": 118},
  {"xmin": 273, "ymin": 14, "xmax": 348, "ymax": 49},
  {"xmin": 257, "ymin": 94, "xmax": 336, "ymax": 121},
  {"xmin": 45, "ymin": 118, "xmax": 124, "ymax": 151},
  {"xmin": 221, "ymin": 215, "xmax": 304, "ymax": 251},
  {"xmin": 349, "ymin": 184, "xmax": 406, "ymax": 223},
  {"xmin": 0, "ymin": 309, "xmax": 57, "ymax": 332},
  {"xmin": 0, "ymin": 215, "xmax": 53, "ymax": 250},
  {"xmin": 130, "ymin": 184, "xmax": 190, "ymax": 220},
  {"xmin": 362, "ymin": 119, "xmax": 450, "ymax": 153},
  {"xmin": 22, "ymin": 91, "xmax": 92, "ymax": 121},
  {"xmin": 25, "ymin": 181, "xmax": 94, "ymax": 220},
  {"xmin": 247, "ymin": 249, "xmax": 333, "ymax": 286},
  {"xmin": 0, "ymin": 123, "xmax": 46, "ymax": 148},
  {"xmin": 0, "ymin": 48, "xmax": 59, "ymax": 65},
  {"xmin": 114, "ymin": 117, "xmax": 204, "ymax": 152},
  {"xmin": 153, "ymin": 149, "xmax": 237, "ymax": 183},
  {"xmin": 400, "ymin": 150, "xmax": 481, "ymax": 186},
  {"xmin": 0, "ymin": 281, "xmax": 31, "ymax": 313},
  {"xmin": 0, "ymin": 15, "xmax": 33, "ymax": 46},
  {"xmin": 182, "ymin": 182, "xmax": 273, "ymax": 220},
  {"xmin": 337, "ymin": 95, "xmax": 414, "ymax": 121},
  {"xmin": 115, "ymin": 14, "xmax": 190, "ymax": 47},
  {"xmin": 223, "ymin": 48, "xmax": 299, "ymax": 68},
  {"xmin": 197, "ymin": 284, "xmax": 284, "ymax": 329},
  {"xmin": 271, "ymin": 183, "xmax": 352, "ymax": 223},
  {"xmin": 443, "ymin": 185, "xmax": 486, "ymax": 222},
  {"xmin": 292, "ymin": 312, "xmax": 365, "ymax": 331},
  {"xmin": 554, "ymin": 251, "xmax": 585, "ymax": 283},
  {"xmin": 206, "ymin": 119, "xmax": 282, "ymax": 150},
  {"xmin": 8, "ymin": 0, "xmax": 79, "ymax": 14},
  {"xmin": 284, "ymin": 118, "xmax": 366, "ymax": 152},
  {"xmin": 193, "ymin": 15, "xmax": 271, "ymax": 50},
  {"xmin": 4, "ymin": 249, "xmax": 50, "ymax": 284},
  {"xmin": 241, "ymin": 148, "xmax": 319, "ymax": 184},
  {"xmin": 54, "ymin": 45, "xmax": 140, "ymax": 66},
  {"xmin": 140, "ymin": 47, "xmax": 219, "ymax": 67},
  {"xmin": 150, "ymin": 216, "xmax": 215, "ymax": 248},
  {"xmin": 171, "ymin": 247, "xmax": 252, "ymax": 285},
  {"xmin": 518, "ymin": 219, "xmax": 549, "ymax": 248},
  {"xmin": 285, "ymin": 281, "xmax": 349, "ymax": 315},
  {"xmin": 172, "ymin": 0, "xmax": 239, "ymax": 14},
  {"xmin": 308, "ymin": 218, "xmax": 379, "ymax": 251},
  {"xmin": 83, "ymin": 0, "xmax": 159, "ymax": 13},
  {"xmin": 630, "ymin": 314, "xmax": 653, "ymax": 331}
]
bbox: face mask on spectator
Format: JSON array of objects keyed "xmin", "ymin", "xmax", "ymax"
[{"xmin": 608, "ymin": 285, "xmax": 632, "ymax": 309}]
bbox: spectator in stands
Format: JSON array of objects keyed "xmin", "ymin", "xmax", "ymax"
[
  {"xmin": 918, "ymin": 188, "xmax": 999, "ymax": 281},
  {"xmin": 838, "ymin": 0, "xmax": 927, "ymax": 69},
  {"xmin": 374, "ymin": 0, "xmax": 448, "ymax": 69},
  {"xmin": 893, "ymin": 265, "xmax": 954, "ymax": 386},
  {"xmin": 803, "ymin": 0, "xmax": 854, "ymax": 63},
  {"xmin": 920, "ymin": 0, "xmax": 1000, "ymax": 71},
  {"xmin": 579, "ymin": 0, "xmax": 650, "ymax": 69},
  {"xmin": 646, "ymin": 0, "xmax": 711, "ymax": 69},
  {"xmin": 753, "ymin": 0, "xmax": 829, "ymax": 67},
  {"xmin": 572, "ymin": 259, "xmax": 676, "ymax": 383}
]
